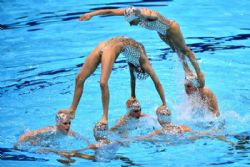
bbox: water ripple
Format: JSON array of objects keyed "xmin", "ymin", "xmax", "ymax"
[
  {"xmin": 0, "ymin": 0, "xmax": 169, "ymax": 31},
  {"xmin": 0, "ymin": 11, "xmax": 86, "ymax": 30},
  {"xmin": 0, "ymin": 147, "xmax": 48, "ymax": 162}
]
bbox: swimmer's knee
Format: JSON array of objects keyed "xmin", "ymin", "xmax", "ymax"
[
  {"xmin": 181, "ymin": 47, "xmax": 194, "ymax": 57},
  {"xmin": 97, "ymin": 42, "xmax": 106, "ymax": 49},
  {"xmin": 100, "ymin": 81, "xmax": 108, "ymax": 90},
  {"xmin": 75, "ymin": 74, "xmax": 86, "ymax": 84},
  {"xmin": 169, "ymin": 21, "xmax": 179, "ymax": 31}
]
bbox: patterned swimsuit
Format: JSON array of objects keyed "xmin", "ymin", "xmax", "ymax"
[
  {"xmin": 101, "ymin": 36, "xmax": 149, "ymax": 80},
  {"xmin": 124, "ymin": 7, "xmax": 172, "ymax": 36}
]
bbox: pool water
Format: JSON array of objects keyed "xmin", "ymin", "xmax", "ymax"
[{"xmin": 1, "ymin": 0, "xmax": 250, "ymax": 166}]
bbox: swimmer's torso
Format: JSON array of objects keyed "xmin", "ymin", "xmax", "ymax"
[
  {"xmin": 125, "ymin": 8, "xmax": 173, "ymax": 36},
  {"xmin": 139, "ymin": 8, "xmax": 172, "ymax": 35},
  {"xmin": 100, "ymin": 36, "xmax": 145, "ymax": 67}
]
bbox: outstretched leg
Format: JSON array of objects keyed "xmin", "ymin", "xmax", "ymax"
[
  {"xmin": 99, "ymin": 49, "xmax": 117, "ymax": 125},
  {"xmin": 69, "ymin": 43, "xmax": 104, "ymax": 117},
  {"xmin": 165, "ymin": 22, "xmax": 204, "ymax": 87}
]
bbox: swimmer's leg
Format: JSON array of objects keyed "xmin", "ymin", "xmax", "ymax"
[
  {"xmin": 99, "ymin": 50, "xmax": 116, "ymax": 125},
  {"xmin": 158, "ymin": 31, "xmax": 193, "ymax": 75},
  {"xmin": 168, "ymin": 22, "xmax": 204, "ymax": 87},
  {"xmin": 69, "ymin": 43, "xmax": 104, "ymax": 117}
]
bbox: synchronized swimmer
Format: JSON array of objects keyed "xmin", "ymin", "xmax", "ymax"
[
  {"xmin": 60, "ymin": 36, "xmax": 167, "ymax": 128},
  {"xmin": 17, "ymin": 110, "xmax": 79, "ymax": 147}
]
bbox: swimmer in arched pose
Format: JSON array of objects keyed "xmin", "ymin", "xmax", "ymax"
[
  {"xmin": 61, "ymin": 36, "xmax": 167, "ymax": 129},
  {"xmin": 79, "ymin": 6, "xmax": 205, "ymax": 87}
]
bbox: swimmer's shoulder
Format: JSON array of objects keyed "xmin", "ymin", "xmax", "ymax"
[{"xmin": 18, "ymin": 126, "xmax": 55, "ymax": 142}]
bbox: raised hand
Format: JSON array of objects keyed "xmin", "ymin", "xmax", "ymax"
[{"xmin": 79, "ymin": 13, "xmax": 92, "ymax": 21}]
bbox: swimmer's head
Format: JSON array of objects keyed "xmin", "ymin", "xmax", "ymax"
[
  {"xmin": 156, "ymin": 107, "xmax": 171, "ymax": 127},
  {"xmin": 93, "ymin": 122, "xmax": 109, "ymax": 142},
  {"xmin": 126, "ymin": 98, "xmax": 142, "ymax": 119},
  {"xmin": 185, "ymin": 75, "xmax": 199, "ymax": 95},
  {"xmin": 56, "ymin": 110, "xmax": 71, "ymax": 134},
  {"xmin": 124, "ymin": 6, "xmax": 141, "ymax": 26}
]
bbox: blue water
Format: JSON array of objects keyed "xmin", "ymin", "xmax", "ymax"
[{"xmin": 1, "ymin": 0, "xmax": 250, "ymax": 166}]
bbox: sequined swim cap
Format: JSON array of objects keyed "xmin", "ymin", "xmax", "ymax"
[
  {"xmin": 134, "ymin": 66, "xmax": 149, "ymax": 80},
  {"xmin": 126, "ymin": 99, "xmax": 141, "ymax": 112},
  {"xmin": 124, "ymin": 6, "xmax": 140, "ymax": 23},
  {"xmin": 185, "ymin": 74, "xmax": 200, "ymax": 87},
  {"xmin": 56, "ymin": 110, "xmax": 71, "ymax": 125},
  {"xmin": 156, "ymin": 107, "xmax": 171, "ymax": 125},
  {"xmin": 93, "ymin": 122, "xmax": 109, "ymax": 141}
]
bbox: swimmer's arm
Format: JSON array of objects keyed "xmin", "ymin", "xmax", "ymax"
[
  {"xmin": 191, "ymin": 129, "xmax": 235, "ymax": 144},
  {"xmin": 73, "ymin": 152, "xmax": 95, "ymax": 160},
  {"xmin": 186, "ymin": 53, "xmax": 205, "ymax": 88},
  {"xmin": 46, "ymin": 144, "xmax": 98, "ymax": 157},
  {"xmin": 37, "ymin": 148, "xmax": 75, "ymax": 158},
  {"xmin": 79, "ymin": 9, "xmax": 124, "ymax": 21},
  {"xmin": 18, "ymin": 126, "xmax": 54, "ymax": 143},
  {"xmin": 189, "ymin": 134, "xmax": 234, "ymax": 144},
  {"xmin": 135, "ymin": 130, "xmax": 162, "ymax": 141},
  {"xmin": 110, "ymin": 116, "xmax": 127, "ymax": 131},
  {"xmin": 207, "ymin": 90, "xmax": 220, "ymax": 117},
  {"xmin": 140, "ymin": 56, "xmax": 166, "ymax": 106},
  {"xmin": 128, "ymin": 63, "xmax": 136, "ymax": 98},
  {"xmin": 73, "ymin": 144, "xmax": 98, "ymax": 153}
]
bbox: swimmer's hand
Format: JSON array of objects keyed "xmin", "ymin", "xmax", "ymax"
[
  {"xmin": 156, "ymin": 105, "xmax": 171, "ymax": 114},
  {"xmin": 79, "ymin": 13, "xmax": 92, "ymax": 21},
  {"xmin": 126, "ymin": 97, "xmax": 138, "ymax": 106},
  {"xmin": 158, "ymin": 104, "xmax": 167, "ymax": 109}
]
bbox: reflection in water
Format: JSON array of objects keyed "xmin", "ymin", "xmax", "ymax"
[
  {"xmin": 0, "ymin": 11, "xmax": 86, "ymax": 30},
  {"xmin": 0, "ymin": 147, "xmax": 48, "ymax": 162},
  {"xmin": 186, "ymin": 34, "xmax": 250, "ymax": 53},
  {"xmin": 224, "ymin": 132, "xmax": 250, "ymax": 165},
  {"xmin": 88, "ymin": 0, "xmax": 170, "ymax": 7},
  {"xmin": 232, "ymin": 131, "xmax": 250, "ymax": 152}
]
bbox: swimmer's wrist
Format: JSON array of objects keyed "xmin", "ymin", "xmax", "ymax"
[
  {"xmin": 69, "ymin": 107, "xmax": 75, "ymax": 111},
  {"xmin": 69, "ymin": 108, "xmax": 76, "ymax": 115}
]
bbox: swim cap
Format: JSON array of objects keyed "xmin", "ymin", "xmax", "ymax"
[
  {"xmin": 124, "ymin": 6, "xmax": 140, "ymax": 23},
  {"xmin": 185, "ymin": 74, "xmax": 200, "ymax": 87},
  {"xmin": 126, "ymin": 99, "xmax": 141, "ymax": 112},
  {"xmin": 156, "ymin": 107, "xmax": 171, "ymax": 125},
  {"xmin": 93, "ymin": 122, "xmax": 109, "ymax": 141},
  {"xmin": 56, "ymin": 110, "xmax": 71, "ymax": 125},
  {"xmin": 134, "ymin": 66, "xmax": 149, "ymax": 80}
]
